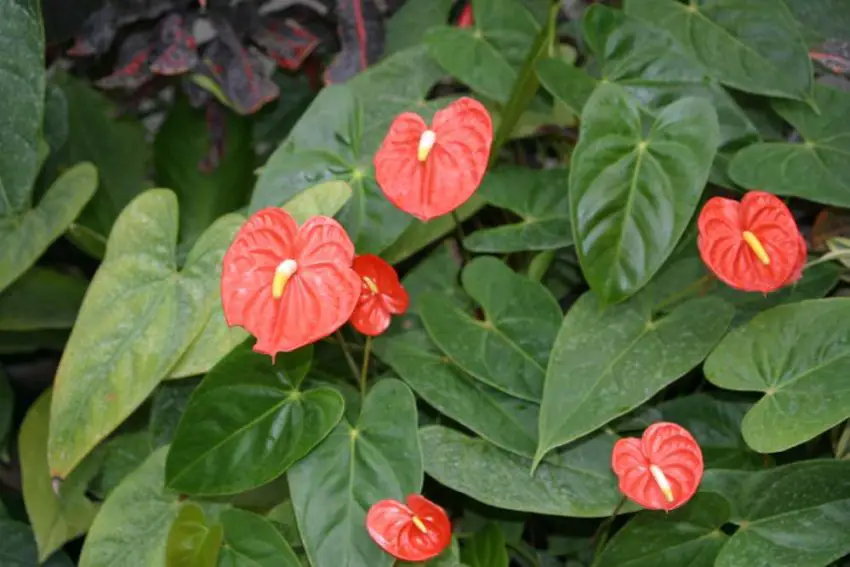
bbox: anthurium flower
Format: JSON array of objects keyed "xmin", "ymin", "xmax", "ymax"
[
  {"xmin": 221, "ymin": 208, "xmax": 360, "ymax": 356},
  {"xmin": 457, "ymin": 3, "xmax": 474, "ymax": 27},
  {"xmin": 698, "ymin": 191, "xmax": 807, "ymax": 293},
  {"xmin": 611, "ymin": 422, "xmax": 703, "ymax": 512},
  {"xmin": 373, "ymin": 97, "xmax": 493, "ymax": 221},
  {"xmin": 366, "ymin": 494, "xmax": 452, "ymax": 562},
  {"xmin": 349, "ymin": 254, "xmax": 409, "ymax": 336}
]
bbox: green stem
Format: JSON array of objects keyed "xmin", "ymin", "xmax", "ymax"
[
  {"xmin": 489, "ymin": 0, "xmax": 561, "ymax": 164},
  {"xmin": 591, "ymin": 496, "xmax": 628, "ymax": 567},
  {"xmin": 360, "ymin": 336, "xmax": 372, "ymax": 401},
  {"xmin": 527, "ymin": 249, "xmax": 555, "ymax": 281},
  {"xmin": 335, "ymin": 330, "xmax": 361, "ymax": 387},
  {"xmin": 804, "ymin": 248, "xmax": 850, "ymax": 269}
]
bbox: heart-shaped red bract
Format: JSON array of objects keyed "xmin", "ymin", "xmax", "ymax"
[
  {"xmin": 611, "ymin": 422, "xmax": 704, "ymax": 512},
  {"xmin": 221, "ymin": 208, "xmax": 361, "ymax": 356},
  {"xmin": 366, "ymin": 494, "xmax": 452, "ymax": 562},
  {"xmin": 373, "ymin": 97, "xmax": 493, "ymax": 221},
  {"xmin": 349, "ymin": 254, "xmax": 409, "ymax": 336},
  {"xmin": 457, "ymin": 3, "xmax": 474, "ymax": 27},
  {"xmin": 698, "ymin": 191, "xmax": 807, "ymax": 293}
]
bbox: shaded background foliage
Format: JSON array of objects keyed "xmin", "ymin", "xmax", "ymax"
[{"xmin": 2, "ymin": 0, "xmax": 850, "ymax": 566}]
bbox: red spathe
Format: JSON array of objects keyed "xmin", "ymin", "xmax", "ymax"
[
  {"xmin": 350, "ymin": 254, "xmax": 409, "ymax": 336},
  {"xmin": 366, "ymin": 494, "xmax": 452, "ymax": 562}
]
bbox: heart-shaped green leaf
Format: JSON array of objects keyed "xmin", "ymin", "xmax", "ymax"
[
  {"xmin": 51, "ymin": 72, "xmax": 151, "ymax": 258},
  {"xmin": 19, "ymin": 391, "xmax": 99, "ymax": 562},
  {"xmin": 165, "ymin": 503, "xmax": 223, "ymax": 567},
  {"xmin": 166, "ymin": 343, "xmax": 344, "ymax": 495},
  {"xmin": 534, "ymin": 266, "xmax": 734, "ymax": 467},
  {"xmin": 0, "ymin": 0, "xmax": 44, "ymax": 216},
  {"xmin": 218, "ymin": 508, "xmax": 300, "ymax": 567},
  {"xmin": 0, "ymin": 266, "xmax": 86, "ymax": 331},
  {"xmin": 385, "ymin": 0, "xmax": 454, "ymax": 55},
  {"xmin": 729, "ymin": 84, "xmax": 850, "ymax": 207},
  {"xmin": 288, "ymin": 379, "xmax": 422, "ymax": 567},
  {"xmin": 702, "ymin": 461, "xmax": 850, "ymax": 567},
  {"xmin": 596, "ymin": 493, "xmax": 730, "ymax": 567},
  {"xmin": 624, "ymin": 0, "xmax": 814, "ymax": 102},
  {"xmin": 420, "ymin": 257, "xmax": 561, "ymax": 401},
  {"xmin": 464, "ymin": 167, "xmax": 572, "ymax": 253},
  {"xmin": 154, "ymin": 94, "xmax": 253, "ymax": 256},
  {"xmin": 374, "ymin": 330, "xmax": 538, "ymax": 457},
  {"xmin": 421, "ymin": 426, "xmax": 629, "ymax": 517},
  {"xmin": 79, "ymin": 447, "xmax": 181, "ymax": 567},
  {"xmin": 425, "ymin": 0, "xmax": 539, "ymax": 103},
  {"xmin": 569, "ymin": 82, "xmax": 719, "ymax": 303},
  {"xmin": 0, "ymin": 162, "xmax": 97, "ymax": 293},
  {"xmin": 89, "ymin": 431, "xmax": 153, "ymax": 499},
  {"xmin": 616, "ymin": 394, "xmax": 762, "ymax": 470},
  {"xmin": 48, "ymin": 190, "xmax": 243, "ymax": 478},
  {"xmin": 705, "ymin": 298, "xmax": 850, "ymax": 453},
  {"xmin": 281, "ymin": 180, "xmax": 353, "ymax": 225},
  {"xmin": 168, "ymin": 305, "xmax": 247, "ymax": 380}
]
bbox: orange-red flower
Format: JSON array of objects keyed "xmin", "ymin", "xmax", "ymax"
[
  {"xmin": 366, "ymin": 494, "xmax": 452, "ymax": 562},
  {"xmin": 457, "ymin": 3, "xmax": 474, "ymax": 27},
  {"xmin": 612, "ymin": 422, "xmax": 703, "ymax": 512},
  {"xmin": 221, "ymin": 208, "xmax": 360, "ymax": 356},
  {"xmin": 373, "ymin": 97, "xmax": 493, "ymax": 221},
  {"xmin": 698, "ymin": 191, "xmax": 807, "ymax": 293},
  {"xmin": 349, "ymin": 254, "xmax": 409, "ymax": 336}
]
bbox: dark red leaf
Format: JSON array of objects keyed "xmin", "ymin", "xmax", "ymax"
[
  {"xmin": 151, "ymin": 13, "xmax": 199, "ymax": 76},
  {"xmin": 96, "ymin": 32, "xmax": 153, "ymax": 89},
  {"xmin": 324, "ymin": 0, "xmax": 385, "ymax": 85},
  {"xmin": 67, "ymin": 3, "xmax": 119, "ymax": 56},
  {"xmin": 198, "ymin": 102, "xmax": 227, "ymax": 173},
  {"xmin": 253, "ymin": 18, "xmax": 321, "ymax": 71},
  {"xmin": 810, "ymin": 40, "xmax": 850, "ymax": 75}
]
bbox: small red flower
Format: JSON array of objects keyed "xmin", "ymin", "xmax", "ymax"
[
  {"xmin": 349, "ymin": 254, "xmax": 409, "ymax": 336},
  {"xmin": 221, "ymin": 208, "xmax": 361, "ymax": 356},
  {"xmin": 373, "ymin": 97, "xmax": 493, "ymax": 221},
  {"xmin": 612, "ymin": 422, "xmax": 704, "ymax": 512},
  {"xmin": 698, "ymin": 191, "xmax": 807, "ymax": 293},
  {"xmin": 457, "ymin": 3, "xmax": 474, "ymax": 28},
  {"xmin": 366, "ymin": 494, "xmax": 452, "ymax": 562}
]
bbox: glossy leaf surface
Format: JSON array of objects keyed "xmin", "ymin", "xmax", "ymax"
[
  {"xmin": 166, "ymin": 344, "xmax": 344, "ymax": 495},
  {"xmin": 288, "ymin": 379, "xmax": 422, "ymax": 567},
  {"xmin": 165, "ymin": 503, "xmax": 223, "ymax": 567},
  {"xmin": 420, "ymin": 257, "xmax": 561, "ymax": 401},
  {"xmin": 49, "ymin": 190, "xmax": 242, "ymax": 478},
  {"xmin": 535, "ymin": 268, "xmax": 734, "ymax": 466},
  {"xmin": 464, "ymin": 167, "xmax": 572, "ymax": 253},
  {"xmin": 569, "ymin": 82, "xmax": 719, "ymax": 303},
  {"xmin": 218, "ymin": 508, "xmax": 300, "ymax": 567},
  {"xmin": 705, "ymin": 298, "xmax": 850, "ymax": 453},
  {"xmin": 421, "ymin": 426, "xmax": 629, "ymax": 518}
]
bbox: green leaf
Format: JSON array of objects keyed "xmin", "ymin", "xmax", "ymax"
[
  {"xmin": 281, "ymin": 180, "xmax": 353, "ymax": 225},
  {"xmin": 48, "ymin": 190, "xmax": 242, "ymax": 478},
  {"xmin": 784, "ymin": 0, "xmax": 850, "ymax": 46},
  {"xmin": 155, "ymin": 94, "xmax": 253, "ymax": 256},
  {"xmin": 535, "ymin": 57, "xmax": 597, "ymax": 117},
  {"xmin": 624, "ymin": 0, "xmax": 814, "ymax": 102},
  {"xmin": 425, "ymin": 0, "xmax": 539, "ymax": 103},
  {"xmin": 704, "ymin": 298, "xmax": 850, "ymax": 453},
  {"xmin": 569, "ymin": 82, "xmax": 719, "ymax": 303},
  {"xmin": 702, "ymin": 460, "xmax": 850, "ymax": 567},
  {"xmin": 596, "ymin": 493, "xmax": 729, "ymax": 567},
  {"xmin": 384, "ymin": 0, "xmax": 454, "ymax": 55},
  {"xmin": 43, "ymin": 83, "xmax": 68, "ymax": 154},
  {"xmin": 168, "ymin": 305, "xmax": 248, "ymax": 380},
  {"xmin": 0, "ymin": 518, "xmax": 74, "ymax": 567},
  {"xmin": 218, "ymin": 508, "xmax": 300, "ymax": 567},
  {"xmin": 0, "ymin": 0, "xmax": 45, "ymax": 216},
  {"xmin": 150, "ymin": 380, "xmax": 200, "ymax": 448},
  {"xmin": 461, "ymin": 523, "xmax": 509, "ymax": 567},
  {"xmin": 728, "ymin": 84, "xmax": 850, "ymax": 207},
  {"xmin": 463, "ymin": 167, "xmax": 572, "ymax": 253},
  {"xmin": 420, "ymin": 257, "xmax": 561, "ymax": 401},
  {"xmin": 166, "ymin": 503, "xmax": 223, "ymax": 567},
  {"xmin": 52, "ymin": 72, "xmax": 151, "ymax": 257},
  {"xmin": 288, "ymin": 379, "xmax": 422, "ymax": 567},
  {"xmin": 0, "ymin": 266, "xmax": 87, "ymax": 331},
  {"xmin": 79, "ymin": 447, "xmax": 181, "ymax": 567},
  {"xmin": 616, "ymin": 394, "xmax": 762, "ymax": 470},
  {"xmin": 89, "ymin": 431, "xmax": 153, "ymax": 499},
  {"xmin": 398, "ymin": 540, "xmax": 464, "ymax": 567},
  {"xmin": 0, "ymin": 329, "xmax": 67, "ymax": 355},
  {"xmin": 0, "ymin": 162, "xmax": 96, "ymax": 293},
  {"xmin": 374, "ymin": 330, "xmax": 538, "ymax": 457},
  {"xmin": 535, "ymin": 276, "xmax": 734, "ymax": 467},
  {"xmin": 166, "ymin": 343, "xmax": 345, "ymax": 496},
  {"xmin": 19, "ymin": 391, "xmax": 99, "ymax": 562},
  {"xmin": 421, "ymin": 426, "xmax": 629, "ymax": 518}
]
